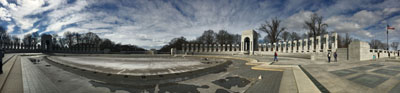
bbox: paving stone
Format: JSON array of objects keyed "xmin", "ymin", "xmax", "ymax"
[
  {"xmin": 330, "ymin": 69, "xmax": 357, "ymax": 77},
  {"xmin": 367, "ymin": 64, "xmax": 385, "ymax": 68},
  {"xmin": 387, "ymin": 66, "xmax": 400, "ymax": 71},
  {"xmin": 350, "ymin": 66, "xmax": 374, "ymax": 71},
  {"xmin": 372, "ymin": 69, "xmax": 400, "ymax": 76},
  {"xmin": 348, "ymin": 74, "xmax": 389, "ymax": 88},
  {"xmin": 389, "ymin": 83, "xmax": 400, "ymax": 93}
]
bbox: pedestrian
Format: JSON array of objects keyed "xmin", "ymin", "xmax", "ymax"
[
  {"xmin": 0, "ymin": 49, "xmax": 4, "ymax": 74},
  {"xmin": 274, "ymin": 52, "xmax": 278, "ymax": 62},
  {"xmin": 327, "ymin": 52, "xmax": 331, "ymax": 63},
  {"xmin": 334, "ymin": 52, "xmax": 337, "ymax": 62},
  {"xmin": 373, "ymin": 55, "xmax": 376, "ymax": 60}
]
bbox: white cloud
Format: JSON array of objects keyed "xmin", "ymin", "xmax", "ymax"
[
  {"xmin": 0, "ymin": 7, "xmax": 11, "ymax": 21},
  {"xmin": 283, "ymin": 11, "xmax": 313, "ymax": 33}
]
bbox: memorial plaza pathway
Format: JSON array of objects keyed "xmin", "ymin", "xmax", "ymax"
[{"xmin": 0, "ymin": 53, "xmax": 399, "ymax": 93}]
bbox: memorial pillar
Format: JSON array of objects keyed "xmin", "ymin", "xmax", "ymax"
[
  {"xmin": 317, "ymin": 36, "xmax": 321, "ymax": 52},
  {"xmin": 210, "ymin": 44, "xmax": 213, "ymax": 52},
  {"xmin": 270, "ymin": 43, "xmax": 273, "ymax": 52},
  {"xmin": 294, "ymin": 41, "xmax": 297, "ymax": 53},
  {"xmin": 236, "ymin": 44, "xmax": 240, "ymax": 51},
  {"xmin": 182, "ymin": 44, "xmax": 185, "ymax": 52},
  {"xmin": 324, "ymin": 34, "xmax": 329, "ymax": 52},
  {"xmin": 222, "ymin": 44, "xmax": 225, "ymax": 52},
  {"xmin": 283, "ymin": 42, "xmax": 287, "ymax": 53},
  {"xmin": 299, "ymin": 40, "xmax": 303, "ymax": 53},
  {"xmin": 195, "ymin": 44, "xmax": 199, "ymax": 52},
  {"xmin": 304, "ymin": 39, "xmax": 308, "ymax": 52},
  {"xmin": 191, "ymin": 44, "xmax": 195, "ymax": 52},
  {"xmin": 333, "ymin": 32, "xmax": 338, "ymax": 52},
  {"xmin": 273, "ymin": 43, "xmax": 276, "ymax": 52},
  {"xmin": 310, "ymin": 37, "xmax": 314, "ymax": 52},
  {"xmin": 200, "ymin": 44, "xmax": 204, "ymax": 52},
  {"xmin": 186, "ymin": 44, "xmax": 190, "ymax": 52},
  {"xmin": 288, "ymin": 41, "xmax": 292, "ymax": 53}
]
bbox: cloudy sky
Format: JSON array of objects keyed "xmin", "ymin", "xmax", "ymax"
[{"xmin": 1, "ymin": 0, "xmax": 400, "ymax": 49}]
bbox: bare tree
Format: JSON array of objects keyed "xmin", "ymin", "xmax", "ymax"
[
  {"xmin": 11, "ymin": 36, "xmax": 20, "ymax": 43},
  {"xmin": 280, "ymin": 31, "xmax": 290, "ymax": 41},
  {"xmin": 83, "ymin": 32, "xmax": 101, "ymax": 45},
  {"xmin": 391, "ymin": 42, "xmax": 399, "ymax": 50},
  {"xmin": 216, "ymin": 30, "xmax": 233, "ymax": 44},
  {"xmin": 304, "ymin": 13, "xmax": 328, "ymax": 49},
  {"xmin": 0, "ymin": 26, "xmax": 11, "ymax": 43},
  {"xmin": 64, "ymin": 32, "xmax": 74, "ymax": 47},
  {"xmin": 196, "ymin": 30, "xmax": 216, "ymax": 44},
  {"xmin": 258, "ymin": 17, "xmax": 286, "ymax": 43},
  {"xmin": 343, "ymin": 33, "xmax": 352, "ymax": 48},
  {"xmin": 22, "ymin": 32, "xmax": 39, "ymax": 45},
  {"xmin": 370, "ymin": 39, "xmax": 381, "ymax": 49},
  {"xmin": 289, "ymin": 32, "xmax": 301, "ymax": 41}
]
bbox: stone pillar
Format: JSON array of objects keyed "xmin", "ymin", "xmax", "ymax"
[
  {"xmin": 182, "ymin": 44, "xmax": 185, "ymax": 52},
  {"xmin": 294, "ymin": 41, "xmax": 297, "ymax": 53},
  {"xmin": 195, "ymin": 44, "xmax": 199, "ymax": 52},
  {"xmin": 299, "ymin": 40, "xmax": 303, "ymax": 52},
  {"xmin": 276, "ymin": 41, "xmax": 281, "ymax": 52},
  {"xmin": 228, "ymin": 44, "xmax": 231, "ymax": 51},
  {"xmin": 269, "ymin": 43, "xmax": 273, "ymax": 52},
  {"xmin": 189, "ymin": 44, "xmax": 193, "ymax": 52},
  {"xmin": 200, "ymin": 44, "xmax": 204, "ymax": 52},
  {"xmin": 236, "ymin": 44, "xmax": 240, "ymax": 51},
  {"xmin": 262, "ymin": 44, "xmax": 266, "ymax": 51},
  {"xmin": 272, "ymin": 43, "xmax": 276, "ymax": 52},
  {"xmin": 221, "ymin": 44, "xmax": 224, "ymax": 52},
  {"xmin": 310, "ymin": 37, "xmax": 314, "ymax": 52},
  {"xmin": 258, "ymin": 44, "xmax": 262, "ymax": 52},
  {"xmin": 324, "ymin": 34, "xmax": 329, "ymax": 52},
  {"xmin": 333, "ymin": 32, "xmax": 338, "ymax": 52},
  {"xmin": 316, "ymin": 36, "xmax": 321, "ymax": 52},
  {"xmin": 282, "ymin": 41, "xmax": 287, "ymax": 53},
  {"xmin": 186, "ymin": 44, "xmax": 190, "ymax": 52},
  {"xmin": 212, "ymin": 44, "xmax": 215, "ymax": 52},
  {"xmin": 207, "ymin": 44, "xmax": 212, "ymax": 52},
  {"xmin": 288, "ymin": 41, "xmax": 292, "ymax": 53},
  {"xmin": 304, "ymin": 39, "xmax": 308, "ymax": 52}
]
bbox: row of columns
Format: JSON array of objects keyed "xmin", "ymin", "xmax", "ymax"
[
  {"xmin": 183, "ymin": 33, "xmax": 338, "ymax": 53},
  {"xmin": 182, "ymin": 44, "xmax": 241, "ymax": 52},
  {"xmin": 259, "ymin": 33, "xmax": 338, "ymax": 53},
  {"xmin": 0, "ymin": 42, "xmax": 100, "ymax": 53}
]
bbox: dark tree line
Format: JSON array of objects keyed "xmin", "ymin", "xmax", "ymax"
[
  {"xmin": 159, "ymin": 29, "xmax": 241, "ymax": 52},
  {"xmin": 0, "ymin": 26, "xmax": 145, "ymax": 52}
]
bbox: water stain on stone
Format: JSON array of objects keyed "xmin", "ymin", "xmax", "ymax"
[
  {"xmin": 216, "ymin": 89, "xmax": 231, "ymax": 93},
  {"xmin": 89, "ymin": 80, "xmax": 156, "ymax": 93},
  {"xmin": 212, "ymin": 77, "xmax": 250, "ymax": 89},
  {"xmin": 89, "ymin": 80, "xmax": 209, "ymax": 93},
  {"xmin": 158, "ymin": 83, "xmax": 209, "ymax": 93}
]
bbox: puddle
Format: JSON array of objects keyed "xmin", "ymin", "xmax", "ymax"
[
  {"xmin": 158, "ymin": 83, "xmax": 209, "ymax": 93},
  {"xmin": 212, "ymin": 77, "xmax": 250, "ymax": 89},
  {"xmin": 89, "ymin": 80, "xmax": 209, "ymax": 93}
]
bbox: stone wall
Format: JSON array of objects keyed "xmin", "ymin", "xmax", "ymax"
[
  {"xmin": 181, "ymin": 33, "xmax": 339, "ymax": 55},
  {"xmin": 0, "ymin": 42, "xmax": 101, "ymax": 53}
]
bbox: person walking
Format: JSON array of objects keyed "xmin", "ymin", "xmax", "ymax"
[
  {"xmin": 334, "ymin": 52, "xmax": 337, "ymax": 62},
  {"xmin": 327, "ymin": 52, "xmax": 331, "ymax": 63},
  {"xmin": 0, "ymin": 50, "xmax": 4, "ymax": 74},
  {"xmin": 274, "ymin": 52, "xmax": 278, "ymax": 62}
]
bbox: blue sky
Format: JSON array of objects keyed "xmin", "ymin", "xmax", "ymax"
[{"xmin": 1, "ymin": 0, "xmax": 400, "ymax": 49}]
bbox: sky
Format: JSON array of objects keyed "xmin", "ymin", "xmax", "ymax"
[{"xmin": 1, "ymin": 0, "xmax": 400, "ymax": 49}]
